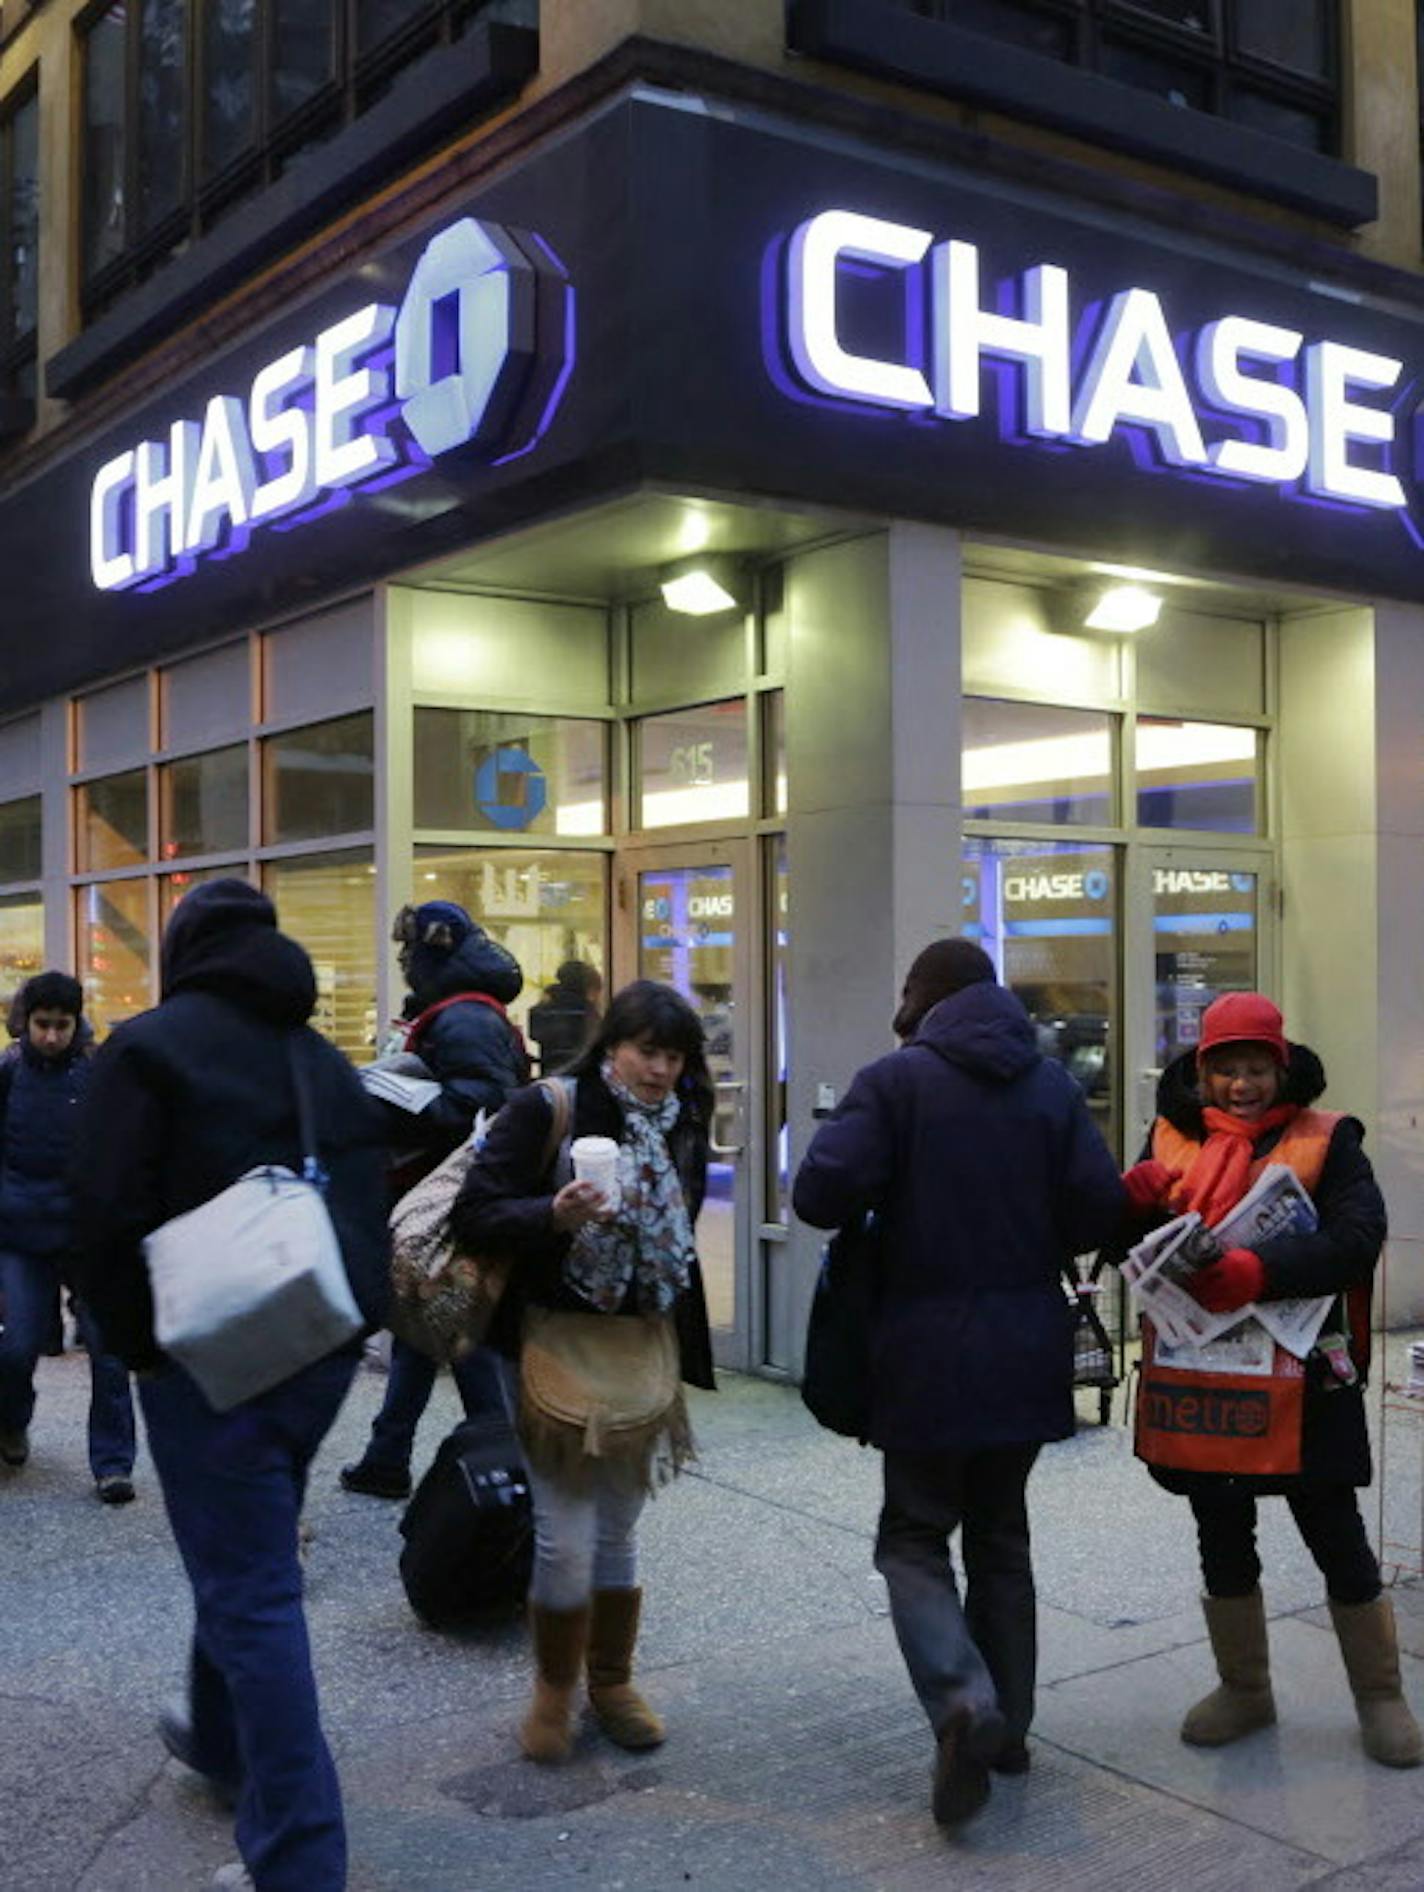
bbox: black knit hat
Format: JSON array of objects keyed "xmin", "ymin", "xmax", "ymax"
[
  {"xmin": 893, "ymin": 938, "xmax": 996, "ymax": 1041},
  {"xmin": 19, "ymin": 970, "xmax": 83, "ymax": 1020}
]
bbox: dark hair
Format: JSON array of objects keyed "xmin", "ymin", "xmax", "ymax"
[
  {"xmin": 20, "ymin": 971, "xmax": 83, "ymax": 1021},
  {"xmin": 567, "ymin": 979, "xmax": 714, "ymax": 1124},
  {"xmin": 556, "ymin": 959, "xmax": 602, "ymax": 998},
  {"xmin": 893, "ymin": 938, "xmax": 995, "ymax": 1041}
]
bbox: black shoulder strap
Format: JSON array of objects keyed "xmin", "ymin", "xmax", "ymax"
[{"xmin": 286, "ymin": 1033, "xmax": 326, "ymax": 1188}]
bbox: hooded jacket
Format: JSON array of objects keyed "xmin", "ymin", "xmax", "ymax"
[
  {"xmin": 401, "ymin": 918, "xmax": 526, "ymax": 1148},
  {"xmin": 0, "ymin": 1034, "xmax": 92, "ymax": 1258},
  {"xmin": 70, "ymin": 880, "xmax": 391, "ymax": 1373},
  {"xmin": 793, "ymin": 982, "xmax": 1125, "ymax": 1451},
  {"xmin": 1128, "ymin": 1043, "xmax": 1385, "ymax": 1492}
]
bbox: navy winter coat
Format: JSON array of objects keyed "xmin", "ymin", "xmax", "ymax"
[
  {"xmin": 0, "ymin": 1039, "xmax": 92, "ymax": 1258},
  {"xmin": 403, "ymin": 926, "xmax": 527, "ymax": 1149},
  {"xmin": 793, "ymin": 982, "xmax": 1125, "ymax": 1453},
  {"xmin": 70, "ymin": 886, "xmax": 391, "ymax": 1373}
]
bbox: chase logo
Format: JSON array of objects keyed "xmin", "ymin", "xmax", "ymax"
[{"xmin": 90, "ymin": 216, "xmax": 574, "ymax": 592}]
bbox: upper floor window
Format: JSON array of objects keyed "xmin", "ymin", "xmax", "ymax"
[
  {"xmin": 77, "ymin": 0, "xmax": 536, "ymax": 320},
  {"xmin": 903, "ymin": 1, "xmax": 1339, "ymax": 153},
  {"xmin": 0, "ymin": 81, "xmax": 39, "ymax": 402}
]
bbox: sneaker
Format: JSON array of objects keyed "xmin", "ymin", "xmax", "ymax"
[
  {"xmin": 0, "ymin": 1428, "xmax": 28, "ymax": 1467},
  {"xmin": 211, "ymin": 1865, "xmax": 255, "ymax": 1890},
  {"xmin": 96, "ymin": 1475, "xmax": 136, "ymax": 1505},
  {"xmin": 158, "ymin": 1705, "xmax": 241, "ymax": 1807},
  {"xmin": 339, "ymin": 1458, "xmax": 410, "ymax": 1500}
]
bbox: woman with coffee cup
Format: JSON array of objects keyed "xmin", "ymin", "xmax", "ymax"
[{"xmin": 450, "ymin": 980, "xmax": 715, "ymax": 1764}]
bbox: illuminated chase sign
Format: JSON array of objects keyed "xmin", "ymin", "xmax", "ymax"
[
  {"xmin": 783, "ymin": 208, "xmax": 1409, "ymax": 515},
  {"xmin": 90, "ymin": 217, "xmax": 573, "ymax": 591}
]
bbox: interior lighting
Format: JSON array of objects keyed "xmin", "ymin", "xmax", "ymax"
[
  {"xmin": 659, "ymin": 555, "xmax": 744, "ymax": 617},
  {"xmin": 1083, "ymin": 584, "xmax": 1162, "ymax": 634}
]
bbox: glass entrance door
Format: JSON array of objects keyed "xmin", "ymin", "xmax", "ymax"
[
  {"xmin": 616, "ymin": 838, "xmax": 756, "ymax": 1369},
  {"xmin": 1127, "ymin": 846, "xmax": 1274, "ymax": 1150}
]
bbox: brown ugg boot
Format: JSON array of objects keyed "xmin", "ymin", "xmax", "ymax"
[
  {"xmin": 1329, "ymin": 1595, "xmax": 1424, "ymax": 1768},
  {"xmin": 519, "ymin": 1604, "xmax": 590, "ymax": 1764},
  {"xmin": 587, "ymin": 1587, "xmax": 665, "ymax": 1749},
  {"xmin": 1180, "ymin": 1590, "xmax": 1277, "ymax": 1747}
]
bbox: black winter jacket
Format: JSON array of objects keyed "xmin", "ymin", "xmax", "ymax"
[
  {"xmin": 0, "ymin": 1039, "xmax": 92, "ymax": 1258},
  {"xmin": 1132, "ymin": 1045, "xmax": 1385, "ymax": 1494},
  {"xmin": 449, "ymin": 1071, "xmax": 716, "ymax": 1390},
  {"xmin": 793, "ymin": 982, "xmax": 1125, "ymax": 1452},
  {"xmin": 402, "ymin": 927, "xmax": 527, "ymax": 1151},
  {"xmin": 70, "ymin": 899, "xmax": 391, "ymax": 1373}
]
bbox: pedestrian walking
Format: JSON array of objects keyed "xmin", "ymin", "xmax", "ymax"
[
  {"xmin": 528, "ymin": 958, "xmax": 603, "ymax": 1073},
  {"xmin": 0, "ymin": 971, "xmax": 137, "ymax": 1501},
  {"xmin": 341, "ymin": 898, "xmax": 527, "ymax": 1499},
  {"xmin": 1117, "ymin": 991, "xmax": 1422, "ymax": 1768},
  {"xmin": 793, "ymin": 939, "xmax": 1124, "ymax": 1826},
  {"xmin": 450, "ymin": 979, "xmax": 715, "ymax": 1764},
  {"xmin": 71, "ymin": 879, "xmax": 390, "ymax": 1892}
]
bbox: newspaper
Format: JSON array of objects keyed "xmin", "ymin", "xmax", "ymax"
[
  {"xmin": 360, "ymin": 1054, "xmax": 442, "ymax": 1116},
  {"xmin": 1123, "ymin": 1164, "xmax": 1333, "ymax": 1361}
]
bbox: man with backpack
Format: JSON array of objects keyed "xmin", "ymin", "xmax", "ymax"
[{"xmin": 341, "ymin": 900, "xmax": 528, "ymax": 1499}]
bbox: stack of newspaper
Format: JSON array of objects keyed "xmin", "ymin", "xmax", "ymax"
[
  {"xmin": 359, "ymin": 1052, "xmax": 442, "ymax": 1115},
  {"xmin": 1122, "ymin": 1163, "xmax": 1331, "ymax": 1372}
]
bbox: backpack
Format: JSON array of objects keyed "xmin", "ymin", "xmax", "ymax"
[{"xmin": 397, "ymin": 1413, "xmax": 534, "ymax": 1629}]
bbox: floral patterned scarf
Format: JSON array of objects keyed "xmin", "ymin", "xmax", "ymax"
[{"xmin": 563, "ymin": 1060, "xmax": 696, "ymax": 1315}]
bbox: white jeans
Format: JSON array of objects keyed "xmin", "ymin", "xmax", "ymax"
[{"xmin": 525, "ymin": 1461, "xmax": 647, "ymax": 1610}]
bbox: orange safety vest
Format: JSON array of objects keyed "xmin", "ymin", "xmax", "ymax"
[{"xmin": 1134, "ymin": 1108, "xmax": 1365, "ymax": 1478}]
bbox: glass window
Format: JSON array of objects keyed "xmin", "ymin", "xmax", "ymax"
[
  {"xmin": 412, "ymin": 846, "xmax": 608, "ymax": 1046},
  {"xmin": 357, "ymin": 0, "xmax": 428, "ymax": 55},
  {"xmin": 264, "ymin": 849, "xmax": 376, "ymax": 1055},
  {"xmin": 262, "ymin": 713, "xmax": 374, "ymax": 845},
  {"xmin": 962, "ymin": 836, "xmax": 1118, "ymax": 1153},
  {"xmin": 203, "ymin": 0, "xmax": 256, "ymax": 179},
  {"xmin": 77, "ymin": 770, "xmax": 149, "ymax": 873},
  {"xmin": 1228, "ymin": 88, "xmax": 1328, "ymax": 151},
  {"xmin": 139, "ymin": 0, "xmax": 186, "ymax": 233},
  {"xmin": 4, "ymin": 91, "xmax": 39, "ymax": 345},
  {"xmin": 963, "ymin": 699, "xmax": 1114, "ymax": 827},
  {"xmin": 273, "ymin": 0, "xmax": 337, "ymax": 122},
  {"xmin": 83, "ymin": 5, "xmax": 128, "ymax": 281},
  {"xmin": 160, "ymin": 745, "xmax": 249, "ymax": 858},
  {"xmin": 637, "ymin": 702, "xmax": 750, "ymax": 830},
  {"xmin": 1136, "ymin": 719, "xmax": 1259, "ymax": 832},
  {"xmin": 1100, "ymin": 37, "xmax": 1212, "ymax": 109},
  {"xmin": 0, "ymin": 893, "xmax": 43, "ymax": 1009},
  {"xmin": 161, "ymin": 864, "xmax": 248, "ymax": 924},
  {"xmin": 1234, "ymin": 0, "xmax": 1329, "ymax": 77},
  {"xmin": 413, "ymin": 710, "xmax": 607, "ymax": 839},
  {"xmin": 763, "ymin": 691, "xmax": 786, "ymax": 818},
  {"xmin": 0, "ymin": 795, "xmax": 41, "ymax": 883},
  {"xmin": 78, "ymin": 878, "xmax": 152, "ymax": 1037},
  {"xmin": 767, "ymin": 835, "xmax": 789, "ymax": 1223},
  {"xmin": 1150, "ymin": 860, "xmax": 1259, "ymax": 1067}
]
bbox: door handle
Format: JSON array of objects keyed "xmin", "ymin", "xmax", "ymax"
[{"xmin": 711, "ymin": 1078, "xmax": 746, "ymax": 1157}]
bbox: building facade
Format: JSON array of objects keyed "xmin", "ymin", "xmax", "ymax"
[{"xmin": 4, "ymin": 0, "xmax": 1424, "ymax": 1371}]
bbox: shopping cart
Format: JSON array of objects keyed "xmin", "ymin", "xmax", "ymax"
[{"xmin": 1067, "ymin": 1260, "xmax": 1120, "ymax": 1426}]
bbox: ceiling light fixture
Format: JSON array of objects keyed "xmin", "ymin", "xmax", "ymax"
[
  {"xmin": 1083, "ymin": 583, "xmax": 1162, "ymax": 634},
  {"xmin": 659, "ymin": 554, "xmax": 744, "ymax": 617}
]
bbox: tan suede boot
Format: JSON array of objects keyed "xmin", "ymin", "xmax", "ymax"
[
  {"xmin": 587, "ymin": 1587, "xmax": 665, "ymax": 1750},
  {"xmin": 519, "ymin": 1604, "xmax": 590, "ymax": 1764},
  {"xmin": 1180, "ymin": 1590, "xmax": 1277, "ymax": 1747},
  {"xmin": 1329, "ymin": 1595, "xmax": 1424, "ymax": 1768}
]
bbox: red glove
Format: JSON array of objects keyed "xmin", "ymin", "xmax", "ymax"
[
  {"xmin": 1122, "ymin": 1160, "xmax": 1180, "ymax": 1215},
  {"xmin": 1190, "ymin": 1248, "xmax": 1266, "ymax": 1313}
]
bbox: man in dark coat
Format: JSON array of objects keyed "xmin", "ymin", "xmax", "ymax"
[
  {"xmin": 0, "ymin": 971, "xmax": 136, "ymax": 1500},
  {"xmin": 71, "ymin": 879, "xmax": 389, "ymax": 1892},
  {"xmin": 794, "ymin": 939, "xmax": 1124, "ymax": 1827},
  {"xmin": 341, "ymin": 898, "xmax": 528, "ymax": 1499}
]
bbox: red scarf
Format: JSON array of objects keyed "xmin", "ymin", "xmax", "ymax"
[{"xmin": 1171, "ymin": 1103, "xmax": 1298, "ymax": 1228}]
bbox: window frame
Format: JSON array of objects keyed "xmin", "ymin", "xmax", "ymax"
[{"xmin": 0, "ymin": 69, "xmax": 39, "ymax": 404}]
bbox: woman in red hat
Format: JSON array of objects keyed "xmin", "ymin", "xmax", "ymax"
[{"xmin": 1118, "ymin": 992, "xmax": 1421, "ymax": 1768}]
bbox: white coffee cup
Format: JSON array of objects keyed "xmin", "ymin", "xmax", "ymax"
[{"xmin": 571, "ymin": 1135, "xmax": 621, "ymax": 1211}]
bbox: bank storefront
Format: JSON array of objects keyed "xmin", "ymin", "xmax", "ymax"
[{"xmin": 4, "ymin": 87, "xmax": 1424, "ymax": 1368}]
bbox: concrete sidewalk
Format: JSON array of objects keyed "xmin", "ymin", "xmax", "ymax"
[{"xmin": 7, "ymin": 1347, "xmax": 1424, "ymax": 1891}]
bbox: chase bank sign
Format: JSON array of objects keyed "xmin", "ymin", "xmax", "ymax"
[
  {"xmin": 782, "ymin": 208, "xmax": 1412, "ymax": 517},
  {"xmin": 89, "ymin": 217, "xmax": 572, "ymax": 591}
]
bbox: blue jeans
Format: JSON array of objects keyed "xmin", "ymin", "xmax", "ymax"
[
  {"xmin": 140, "ymin": 1351, "xmax": 357, "ymax": 1892},
  {"xmin": 0, "ymin": 1250, "xmax": 135, "ymax": 1478},
  {"xmin": 363, "ymin": 1338, "xmax": 507, "ymax": 1474}
]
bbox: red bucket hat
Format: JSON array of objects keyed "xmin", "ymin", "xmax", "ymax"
[{"xmin": 1196, "ymin": 992, "xmax": 1288, "ymax": 1067}]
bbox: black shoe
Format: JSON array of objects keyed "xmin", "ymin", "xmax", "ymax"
[
  {"xmin": 0, "ymin": 1428, "xmax": 28, "ymax": 1467},
  {"xmin": 339, "ymin": 1459, "xmax": 411, "ymax": 1500},
  {"xmin": 158, "ymin": 1706, "xmax": 241, "ymax": 1806},
  {"xmin": 932, "ymin": 1706, "xmax": 1005, "ymax": 1827},
  {"xmin": 96, "ymin": 1476, "xmax": 136, "ymax": 1505},
  {"xmin": 991, "ymin": 1741, "xmax": 1031, "ymax": 1776}
]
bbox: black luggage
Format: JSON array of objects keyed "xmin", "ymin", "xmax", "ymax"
[{"xmin": 397, "ymin": 1414, "xmax": 533, "ymax": 1629}]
